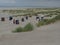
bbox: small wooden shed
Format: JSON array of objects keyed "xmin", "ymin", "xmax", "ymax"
[{"xmin": 1, "ymin": 17, "xmax": 5, "ymax": 21}]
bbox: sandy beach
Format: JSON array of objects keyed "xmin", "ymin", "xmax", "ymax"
[
  {"xmin": 0, "ymin": 13, "xmax": 60, "ymax": 45},
  {"xmin": 0, "ymin": 0, "xmax": 60, "ymax": 44}
]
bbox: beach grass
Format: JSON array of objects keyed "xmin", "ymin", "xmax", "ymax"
[
  {"xmin": 12, "ymin": 23, "xmax": 34, "ymax": 33},
  {"xmin": 37, "ymin": 15, "xmax": 60, "ymax": 27}
]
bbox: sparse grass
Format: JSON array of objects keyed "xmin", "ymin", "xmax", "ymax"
[
  {"xmin": 2, "ymin": 8, "xmax": 60, "ymax": 16},
  {"xmin": 12, "ymin": 23, "xmax": 34, "ymax": 33},
  {"xmin": 37, "ymin": 21, "xmax": 45, "ymax": 27},
  {"xmin": 37, "ymin": 15, "xmax": 60, "ymax": 27},
  {"xmin": 54, "ymin": 15, "xmax": 60, "ymax": 20}
]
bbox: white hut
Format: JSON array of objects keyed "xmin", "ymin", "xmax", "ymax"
[{"xmin": 37, "ymin": 14, "xmax": 45, "ymax": 21}]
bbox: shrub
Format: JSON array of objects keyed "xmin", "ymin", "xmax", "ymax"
[
  {"xmin": 37, "ymin": 20, "xmax": 45, "ymax": 27},
  {"xmin": 45, "ymin": 19, "xmax": 56, "ymax": 24},
  {"xmin": 54, "ymin": 15, "xmax": 60, "ymax": 20},
  {"xmin": 24, "ymin": 23, "xmax": 34, "ymax": 31},
  {"xmin": 37, "ymin": 19, "xmax": 56, "ymax": 27},
  {"xmin": 12, "ymin": 27, "xmax": 23, "ymax": 32},
  {"xmin": 12, "ymin": 23, "xmax": 34, "ymax": 33}
]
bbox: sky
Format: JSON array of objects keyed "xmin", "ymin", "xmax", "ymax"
[{"xmin": 0, "ymin": 0, "xmax": 60, "ymax": 7}]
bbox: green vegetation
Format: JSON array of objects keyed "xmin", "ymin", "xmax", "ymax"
[
  {"xmin": 2, "ymin": 8, "xmax": 60, "ymax": 27},
  {"xmin": 12, "ymin": 27, "xmax": 24, "ymax": 32},
  {"xmin": 13, "ymin": 23, "xmax": 34, "ymax": 33},
  {"xmin": 2, "ymin": 8, "xmax": 60, "ymax": 16},
  {"xmin": 37, "ymin": 15, "xmax": 60, "ymax": 27},
  {"xmin": 24, "ymin": 23, "xmax": 34, "ymax": 31},
  {"xmin": 54, "ymin": 15, "xmax": 60, "ymax": 20}
]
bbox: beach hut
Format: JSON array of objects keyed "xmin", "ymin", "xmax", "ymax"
[
  {"xmin": 9, "ymin": 16, "xmax": 13, "ymax": 20},
  {"xmin": 16, "ymin": 20, "xmax": 19, "ymax": 24},
  {"xmin": 1, "ymin": 17, "xmax": 5, "ymax": 21},
  {"xmin": 13, "ymin": 19, "xmax": 15, "ymax": 24},
  {"xmin": 21, "ymin": 18, "xmax": 24, "ymax": 22},
  {"xmin": 37, "ymin": 14, "xmax": 44, "ymax": 20},
  {"xmin": 26, "ymin": 16, "xmax": 28, "ymax": 20}
]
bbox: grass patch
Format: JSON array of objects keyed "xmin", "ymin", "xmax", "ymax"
[
  {"xmin": 37, "ymin": 15, "xmax": 60, "ymax": 27},
  {"xmin": 24, "ymin": 23, "xmax": 34, "ymax": 31},
  {"xmin": 37, "ymin": 21, "xmax": 45, "ymax": 27},
  {"xmin": 54, "ymin": 15, "xmax": 60, "ymax": 20},
  {"xmin": 12, "ymin": 27, "xmax": 23, "ymax": 32},
  {"xmin": 12, "ymin": 23, "xmax": 34, "ymax": 33}
]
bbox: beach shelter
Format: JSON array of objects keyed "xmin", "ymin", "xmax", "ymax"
[
  {"xmin": 1, "ymin": 17, "xmax": 5, "ymax": 21},
  {"xmin": 16, "ymin": 20, "xmax": 19, "ymax": 24},
  {"xmin": 13, "ymin": 19, "xmax": 19, "ymax": 24},
  {"xmin": 9, "ymin": 16, "xmax": 13, "ymax": 20},
  {"xmin": 26, "ymin": 16, "xmax": 28, "ymax": 20},
  {"xmin": 37, "ymin": 14, "xmax": 44, "ymax": 21},
  {"xmin": 13, "ymin": 19, "xmax": 16, "ymax": 24},
  {"xmin": 21, "ymin": 18, "xmax": 24, "ymax": 22}
]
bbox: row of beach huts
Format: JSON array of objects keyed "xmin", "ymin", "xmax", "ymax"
[{"xmin": 0, "ymin": 14, "xmax": 44, "ymax": 24}]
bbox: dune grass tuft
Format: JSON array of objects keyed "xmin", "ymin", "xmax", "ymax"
[{"xmin": 12, "ymin": 23, "xmax": 34, "ymax": 33}]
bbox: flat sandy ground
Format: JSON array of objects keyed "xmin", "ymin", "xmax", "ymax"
[{"xmin": 0, "ymin": 13, "xmax": 60, "ymax": 45}]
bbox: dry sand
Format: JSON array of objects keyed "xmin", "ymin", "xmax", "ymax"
[{"xmin": 0, "ymin": 13, "xmax": 60, "ymax": 45}]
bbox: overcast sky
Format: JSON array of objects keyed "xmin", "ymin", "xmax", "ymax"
[{"xmin": 0, "ymin": 0, "xmax": 60, "ymax": 7}]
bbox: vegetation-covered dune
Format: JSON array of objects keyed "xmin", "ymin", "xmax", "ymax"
[{"xmin": 2, "ymin": 8, "xmax": 60, "ymax": 16}]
